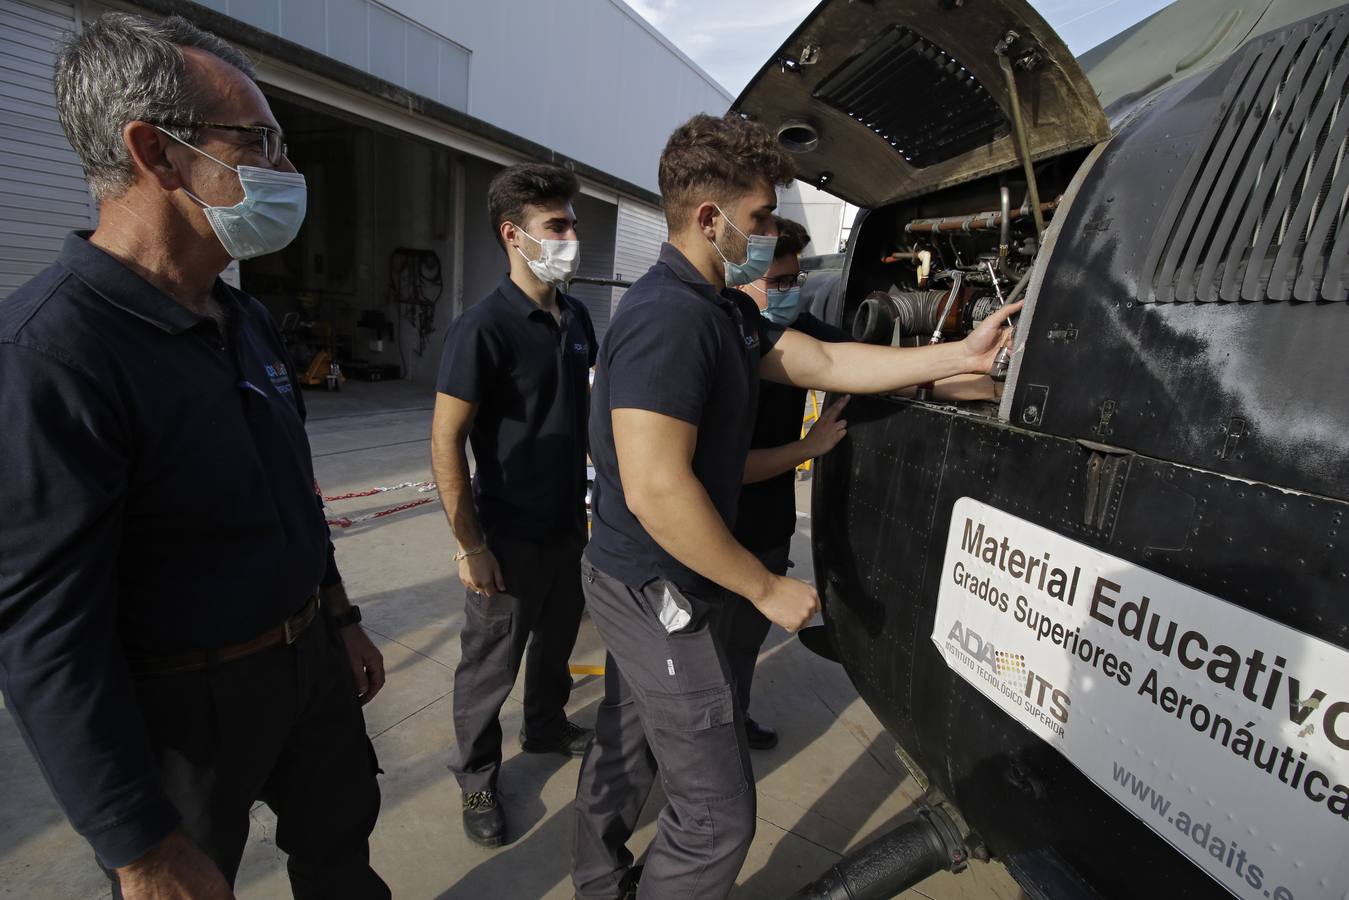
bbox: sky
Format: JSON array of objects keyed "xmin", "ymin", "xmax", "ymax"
[{"xmin": 625, "ymin": 0, "xmax": 1178, "ymax": 97}]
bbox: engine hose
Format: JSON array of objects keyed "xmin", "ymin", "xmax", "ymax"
[
  {"xmin": 789, "ymin": 807, "xmax": 969, "ymax": 900},
  {"xmin": 852, "ymin": 293, "xmax": 897, "ymax": 344},
  {"xmin": 853, "ymin": 290, "xmax": 952, "ymax": 345}
]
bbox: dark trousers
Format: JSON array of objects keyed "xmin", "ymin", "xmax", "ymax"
[
  {"xmin": 722, "ymin": 543, "xmax": 791, "ymax": 717},
  {"xmin": 572, "ymin": 557, "xmax": 755, "ymax": 900},
  {"xmin": 114, "ymin": 615, "xmax": 387, "ymax": 898},
  {"xmin": 451, "ymin": 532, "xmax": 586, "ymax": 793}
]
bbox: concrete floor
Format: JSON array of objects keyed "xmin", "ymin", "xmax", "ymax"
[{"xmin": 0, "ymin": 379, "xmax": 1024, "ymax": 899}]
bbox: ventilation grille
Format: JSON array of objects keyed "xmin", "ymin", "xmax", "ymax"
[
  {"xmin": 1144, "ymin": 12, "xmax": 1349, "ymax": 303},
  {"xmin": 812, "ymin": 26, "xmax": 1007, "ymax": 169}
]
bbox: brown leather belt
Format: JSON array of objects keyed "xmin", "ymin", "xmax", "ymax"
[{"xmin": 128, "ymin": 594, "xmax": 320, "ymax": 677}]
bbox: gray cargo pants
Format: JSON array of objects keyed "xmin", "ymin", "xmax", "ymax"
[
  {"xmin": 572, "ymin": 556, "xmax": 755, "ymax": 900},
  {"xmin": 450, "ymin": 532, "xmax": 586, "ymax": 793}
]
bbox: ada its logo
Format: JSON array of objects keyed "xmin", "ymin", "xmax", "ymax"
[
  {"xmin": 947, "ymin": 619, "xmax": 999, "ymax": 669},
  {"xmin": 264, "ymin": 361, "xmax": 293, "ymax": 395},
  {"xmin": 994, "ymin": 650, "xmax": 1026, "ymax": 679},
  {"xmin": 948, "ymin": 620, "xmax": 1071, "ymax": 725}
]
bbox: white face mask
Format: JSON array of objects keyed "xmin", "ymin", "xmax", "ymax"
[
  {"xmin": 158, "ymin": 126, "xmax": 306, "ymax": 260},
  {"xmin": 511, "ymin": 224, "xmax": 581, "ymax": 285}
]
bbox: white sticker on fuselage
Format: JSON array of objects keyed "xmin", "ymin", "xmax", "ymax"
[{"xmin": 931, "ymin": 497, "xmax": 1349, "ymax": 900}]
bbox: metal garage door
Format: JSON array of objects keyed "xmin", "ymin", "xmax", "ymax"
[
  {"xmin": 1, "ymin": 0, "xmax": 91, "ymax": 300},
  {"xmin": 610, "ymin": 196, "xmax": 666, "ymax": 317}
]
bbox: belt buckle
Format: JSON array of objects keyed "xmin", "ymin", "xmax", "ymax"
[{"xmin": 284, "ymin": 595, "xmax": 316, "ymax": 646}]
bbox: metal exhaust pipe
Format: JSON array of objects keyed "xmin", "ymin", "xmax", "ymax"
[{"xmin": 788, "ymin": 806, "xmax": 969, "ymax": 900}]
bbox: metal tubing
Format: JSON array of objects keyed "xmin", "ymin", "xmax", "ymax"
[
  {"xmin": 990, "ymin": 267, "xmax": 1032, "ymax": 381},
  {"xmin": 927, "ymin": 272, "xmax": 964, "ymax": 345},
  {"xmin": 903, "ymin": 198, "xmax": 1059, "ymax": 235},
  {"xmin": 995, "ymin": 32, "xmax": 1046, "ymax": 239},
  {"xmin": 998, "ymin": 186, "xmax": 1012, "ymax": 274}
]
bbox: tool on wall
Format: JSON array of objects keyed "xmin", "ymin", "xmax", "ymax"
[{"xmin": 388, "ymin": 248, "xmax": 444, "ymax": 367}]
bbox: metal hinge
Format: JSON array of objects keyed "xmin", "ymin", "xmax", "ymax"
[
  {"xmin": 1082, "ymin": 446, "xmax": 1130, "ymax": 531},
  {"xmin": 1219, "ymin": 416, "xmax": 1247, "ymax": 460},
  {"xmin": 1092, "ymin": 399, "xmax": 1117, "ymax": 437}
]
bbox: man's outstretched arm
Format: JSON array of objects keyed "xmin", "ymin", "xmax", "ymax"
[{"xmin": 760, "ymin": 301, "xmax": 1022, "ymax": 393}]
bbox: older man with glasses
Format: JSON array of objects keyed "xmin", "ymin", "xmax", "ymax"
[{"xmin": 0, "ymin": 13, "xmax": 388, "ymax": 899}]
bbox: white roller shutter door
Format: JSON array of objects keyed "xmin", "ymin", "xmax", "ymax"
[
  {"xmin": 0, "ymin": 0, "xmax": 91, "ymax": 300},
  {"xmin": 610, "ymin": 196, "xmax": 665, "ymax": 317}
]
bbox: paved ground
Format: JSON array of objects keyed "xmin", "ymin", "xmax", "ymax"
[{"xmin": 0, "ymin": 379, "xmax": 1024, "ymax": 899}]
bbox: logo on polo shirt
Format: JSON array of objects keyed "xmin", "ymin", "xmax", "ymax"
[
  {"xmin": 264, "ymin": 361, "xmax": 293, "ymax": 395},
  {"xmin": 572, "ymin": 342, "xmax": 588, "ymax": 354},
  {"xmin": 743, "ymin": 333, "xmax": 759, "ymax": 350}
]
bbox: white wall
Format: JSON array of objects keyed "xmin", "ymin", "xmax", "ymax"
[
  {"xmin": 190, "ymin": 0, "xmax": 735, "ymax": 194},
  {"xmin": 191, "ymin": 0, "xmax": 471, "ymax": 110},
  {"xmin": 777, "ymin": 181, "xmax": 853, "ymax": 256},
  {"xmin": 390, "ymin": 0, "xmax": 732, "ymax": 194}
]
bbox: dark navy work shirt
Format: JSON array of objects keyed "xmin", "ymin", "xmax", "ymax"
[
  {"xmin": 587, "ymin": 243, "xmax": 784, "ymax": 597},
  {"xmin": 0, "ymin": 233, "xmax": 340, "ymax": 868},
  {"xmin": 734, "ymin": 312, "xmax": 850, "ymax": 553},
  {"xmin": 435, "ymin": 276, "xmax": 596, "ymax": 541}
]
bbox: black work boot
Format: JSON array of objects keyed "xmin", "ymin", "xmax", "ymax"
[
  {"xmin": 745, "ymin": 717, "xmax": 779, "ymax": 750},
  {"xmin": 462, "ymin": 790, "xmax": 506, "ymax": 848},
  {"xmin": 619, "ymin": 864, "xmax": 643, "ymax": 899},
  {"xmin": 520, "ymin": 720, "xmax": 594, "ymax": 757}
]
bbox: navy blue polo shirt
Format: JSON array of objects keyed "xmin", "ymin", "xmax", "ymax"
[
  {"xmin": 435, "ymin": 276, "xmax": 596, "ymax": 541},
  {"xmin": 587, "ymin": 243, "xmax": 784, "ymax": 597},
  {"xmin": 0, "ymin": 232, "xmax": 340, "ymax": 868},
  {"xmin": 734, "ymin": 312, "xmax": 851, "ymax": 553}
]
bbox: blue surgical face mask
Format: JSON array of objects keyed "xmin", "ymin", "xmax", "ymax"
[
  {"xmin": 711, "ymin": 204, "xmax": 776, "ymax": 287},
  {"xmin": 158, "ymin": 126, "xmax": 307, "ymax": 260},
  {"xmin": 749, "ymin": 282, "xmax": 803, "ymax": 326},
  {"xmin": 761, "ymin": 286, "xmax": 802, "ymax": 326}
]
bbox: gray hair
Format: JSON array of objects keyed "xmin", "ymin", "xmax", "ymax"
[{"xmin": 54, "ymin": 13, "xmax": 255, "ymax": 201}]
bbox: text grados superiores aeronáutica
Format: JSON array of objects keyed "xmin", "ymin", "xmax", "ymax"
[{"xmin": 956, "ymin": 517, "xmax": 1349, "ymax": 824}]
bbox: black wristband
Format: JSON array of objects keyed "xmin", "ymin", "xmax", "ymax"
[{"xmin": 331, "ymin": 605, "xmax": 362, "ymax": 628}]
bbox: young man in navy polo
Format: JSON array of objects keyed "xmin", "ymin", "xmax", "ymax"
[
  {"xmin": 431, "ymin": 164, "xmax": 596, "ymax": 848},
  {"xmin": 727, "ymin": 217, "xmax": 999, "ymax": 754},
  {"xmin": 571, "ymin": 114, "xmax": 1021, "ymax": 899},
  {"xmin": 728, "ymin": 216, "xmax": 850, "ymax": 751}
]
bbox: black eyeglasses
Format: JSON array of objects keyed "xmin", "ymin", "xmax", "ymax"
[
  {"xmin": 764, "ymin": 272, "xmax": 808, "ymax": 291},
  {"xmin": 154, "ymin": 120, "xmax": 288, "ymax": 166}
]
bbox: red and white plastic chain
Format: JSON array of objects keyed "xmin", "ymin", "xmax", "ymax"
[
  {"xmin": 321, "ymin": 480, "xmax": 439, "ymax": 528},
  {"xmin": 323, "ymin": 480, "xmax": 436, "ymax": 502},
  {"xmin": 326, "ymin": 497, "xmax": 438, "ymax": 529}
]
